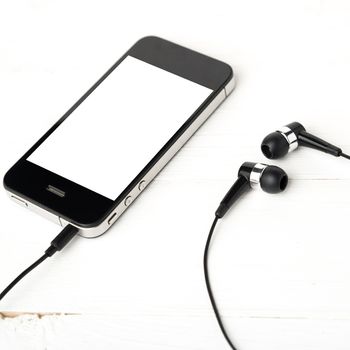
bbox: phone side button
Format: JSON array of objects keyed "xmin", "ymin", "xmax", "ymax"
[
  {"xmin": 108, "ymin": 212, "xmax": 117, "ymax": 225},
  {"xmin": 138, "ymin": 181, "xmax": 146, "ymax": 191},
  {"xmin": 10, "ymin": 195, "xmax": 28, "ymax": 208},
  {"xmin": 124, "ymin": 196, "xmax": 133, "ymax": 206}
]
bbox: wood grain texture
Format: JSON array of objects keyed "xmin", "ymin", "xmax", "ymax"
[{"xmin": 1, "ymin": 0, "xmax": 350, "ymax": 349}]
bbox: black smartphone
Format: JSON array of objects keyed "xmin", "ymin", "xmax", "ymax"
[{"xmin": 4, "ymin": 36, "xmax": 234, "ymax": 238}]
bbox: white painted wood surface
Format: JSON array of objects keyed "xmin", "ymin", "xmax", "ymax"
[{"xmin": 1, "ymin": 1, "xmax": 350, "ymax": 349}]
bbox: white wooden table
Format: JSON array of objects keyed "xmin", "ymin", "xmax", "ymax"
[{"xmin": 1, "ymin": 1, "xmax": 350, "ymax": 349}]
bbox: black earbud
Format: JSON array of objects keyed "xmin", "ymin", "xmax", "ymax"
[
  {"xmin": 261, "ymin": 121, "xmax": 349, "ymax": 159},
  {"xmin": 215, "ymin": 162, "xmax": 288, "ymax": 218}
]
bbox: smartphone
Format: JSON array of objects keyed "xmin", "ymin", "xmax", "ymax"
[{"xmin": 4, "ymin": 36, "xmax": 234, "ymax": 238}]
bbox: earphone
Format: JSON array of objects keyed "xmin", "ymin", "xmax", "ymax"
[
  {"xmin": 261, "ymin": 121, "xmax": 350, "ymax": 160},
  {"xmin": 204, "ymin": 122, "xmax": 350, "ymax": 350},
  {"xmin": 215, "ymin": 162, "xmax": 288, "ymax": 218},
  {"xmin": 204, "ymin": 162, "xmax": 288, "ymax": 349}
]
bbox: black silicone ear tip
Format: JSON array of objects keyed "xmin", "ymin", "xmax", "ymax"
[
  {"xmin": 260, "ymin": 166, "xmax": 288, "ymax": 194},
  {"xmin": 261, "ymin": 132, "xmax": 289, "ymax": 159}
]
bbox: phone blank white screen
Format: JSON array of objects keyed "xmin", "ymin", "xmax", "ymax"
[{"xmin": 28, "ymin": 56, "xmax": 213, "ymax": 200}]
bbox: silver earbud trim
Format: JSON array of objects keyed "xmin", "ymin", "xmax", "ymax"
[
  {"xmin": 250, "ymin": 163, "xmax": 268, "ymax": 189},
  {"xmin": 278, "ymin": 126, "xmax": 298, "ymax": 152}
]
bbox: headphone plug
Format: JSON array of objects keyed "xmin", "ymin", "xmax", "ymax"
[{"xmin": 0, "ymin": 224, "xmax": 79, "ymax": 301}]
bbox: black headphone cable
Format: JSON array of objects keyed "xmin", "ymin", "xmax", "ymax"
[
  {"xmin": 204, "ymin": 215, "xmax": 238, "ymax": 350},
  {"xmin": 0, "ymin": 224, "xmax": 79, "ymax": 301},
  {"xmin": 340, "ymin": 152, "xmax": 350, "ymax": 160}
]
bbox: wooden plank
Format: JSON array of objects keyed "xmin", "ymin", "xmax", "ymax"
[{"xmin": 1, "ymin": 314, "xmax": 350, "ymax": 350}]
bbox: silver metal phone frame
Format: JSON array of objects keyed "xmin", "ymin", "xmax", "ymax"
[{"xmin": 6, "ymin": 76, "xmax": 235, "ymax": 238}]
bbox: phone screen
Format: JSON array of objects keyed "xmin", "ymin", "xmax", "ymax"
[{"xmin": 28, "ymin": 56, "xmax": 213, "ymax": 200}]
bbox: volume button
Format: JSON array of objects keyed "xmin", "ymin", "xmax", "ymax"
[
  {"xmin": 124, "ymin": 196, "xmax": 133, "ymax": 206},
  {"xmin": 138, "ymin": 180, "xmax": 146, "ymax": 191}
]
